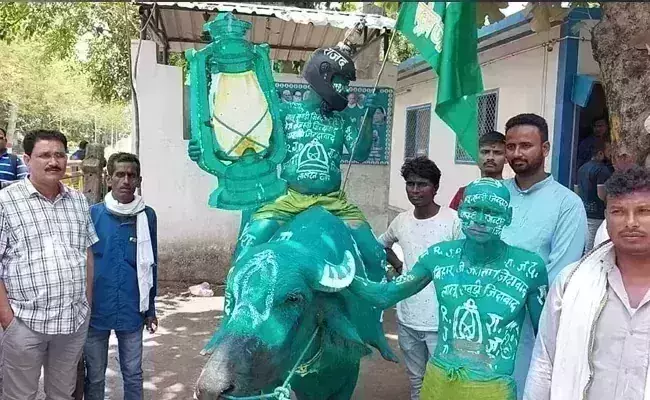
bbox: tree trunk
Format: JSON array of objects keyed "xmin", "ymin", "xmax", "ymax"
[{"xmin": 591, "ymin": 3, "xmax": 650, "ymax": 164}]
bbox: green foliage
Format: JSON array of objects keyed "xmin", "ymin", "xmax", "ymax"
[
  {"xmin": 370, "ymin": 2, "xmax": 510, "ymax": 64},
  {"xmin": 169, "ymin": 52, "xmax": 187, "ymax": 71},
  {"xmin": 370, "ymin": 2, "xmax": 415, "ymax": 63},
  {"xmin": 526, "ymin": 2, "xmax": 600, "ymax": 32},
  {"xmin": 0, "ymin": 39, "xmax": 131, "ymax": 149},
  {"xmin": 476, "ymin": 2, "xmax": 510, "ymax": 26},
  {"xmin": 0, "ymin": 2, "xmax": 138, "ymax": 104},
  {"xmin": 339, "ymin": 2, "xmax": 601, "ymax": 63}
]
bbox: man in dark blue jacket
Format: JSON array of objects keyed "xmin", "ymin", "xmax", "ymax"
[{"xmin": 84, "ymin": 152, "xmax": 158, "ymax": 400}]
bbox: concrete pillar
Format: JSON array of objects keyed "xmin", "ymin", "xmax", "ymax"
[
  {"xmin": 356, "ymin": 3, "xmax": 385, "ymax": 80},
  {"xmin": 343, "ymin": 3, "xmax": 398, "ymax": 233}
]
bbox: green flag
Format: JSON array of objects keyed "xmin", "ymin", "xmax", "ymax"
[{"xmin": 396, "ymin": 2, "xmax": 484, "ymax": 161}]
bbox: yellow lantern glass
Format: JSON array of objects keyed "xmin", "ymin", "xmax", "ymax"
[{"xmin": 208, "ymin": 71, "xmax": 273, "ymax": 157}]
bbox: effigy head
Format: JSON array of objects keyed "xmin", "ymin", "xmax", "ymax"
[
  {"xmin": 195, "ymin": 239, "xmax": 359, "ymax": 399},
  {"xmin": 303, "ymin": 45, "xmax": 356, "ymax": 113},
  {"xmin": 458, "ymin": 178, "xmax": 512, "ymax": 243}
]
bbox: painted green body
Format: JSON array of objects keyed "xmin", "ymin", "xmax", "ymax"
[
  {"xmin": 349, "ymin": 179, "xmax": 549, "ymax": 399},
  {"xmin": 230, "ymin": 88, "xmax": 383, "ymax": 267},
  {"xmin": 278, "ymin": 99, "xmax": 371, "ymax": 195},
  {"xmin": 195, "ymin": 207, "xmax": 397, "ymax": 400},
  {"xmin": 186, "ymin": 14, "xmax": 386, "ymax": 285},
  {"xmin": 187, "ymin": 12, "xmax": 393, "ymax": 399}
]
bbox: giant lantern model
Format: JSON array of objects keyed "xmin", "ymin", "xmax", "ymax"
[{"xmin": 186, "ymin": 12, "xmax": 287, "ymax": 210}]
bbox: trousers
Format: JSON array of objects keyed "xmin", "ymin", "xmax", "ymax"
[
  {"xmin": 2, "ymin": 317, "xmax": 89, "ymax": 400},
  {"xmin": 397, "ymin": 323, "xmax": 438, "ymax": 400}
]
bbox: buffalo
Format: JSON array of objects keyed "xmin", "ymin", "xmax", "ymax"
[{"xmin": 195, "ymin": 206, "xmax": 397, "ymax": 399}]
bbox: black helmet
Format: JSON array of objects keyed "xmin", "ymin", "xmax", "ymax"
[{"xmin": 303, "ymin": 46, "xmax": 357, "ymax": 112}]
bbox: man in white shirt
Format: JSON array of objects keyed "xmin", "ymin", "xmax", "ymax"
[
  {"xmin": 380, "ymin": 156, "xmax": 462, "ymax": 400},
  {"xmin": 525, "ymin": 165, "xmax": 650, "ymax": 399}
]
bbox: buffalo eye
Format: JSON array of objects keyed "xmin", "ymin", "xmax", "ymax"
[{"xmin": 286, "ymin": 293, "xmax": 304, "ymax": 304}]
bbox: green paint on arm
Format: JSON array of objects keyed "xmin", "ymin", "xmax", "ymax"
[
  {"xmin": 526, "ymin": 254, "xmax": 549, "ymax": 336},
  {"xmin": 349, "ymin": 259, "xmax": 433, "ymax": 309}
]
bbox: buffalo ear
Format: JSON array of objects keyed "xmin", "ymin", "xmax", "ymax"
[
  {"xmin": 321, "ymin": 304, "xmax": 364, "ymax": 344},
  {"xmin": 307, "ymin": 250, "xmax": 356, "ymax": 293}
]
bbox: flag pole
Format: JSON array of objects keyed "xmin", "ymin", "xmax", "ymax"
[{"xmin": 340, "ymin": 26, "xmax": 399, "ymax": 198}]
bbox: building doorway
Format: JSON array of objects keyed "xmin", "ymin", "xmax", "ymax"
[{"xmin": 572, "ymin": 82, "xmax": 608, "ymax": 185}]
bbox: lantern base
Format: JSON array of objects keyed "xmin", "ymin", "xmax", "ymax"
[{"xmin": 209, "ymin": 155, "xmax": 287, "ymax": 211}]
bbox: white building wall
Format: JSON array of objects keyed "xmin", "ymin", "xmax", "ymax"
[
  {"xmin": 577, "ymin": 20, "xmax": 600, "ymax": 77},
  {"xmin": 389, "ymin": 26, "xmax": 561, "ymax": 212},
  {"xmin": 133, "ymin": 40, "xmax": 239, "ymax": 283}
]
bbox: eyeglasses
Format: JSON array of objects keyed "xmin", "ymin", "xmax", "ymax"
[{"xmin": 36, "ymin": 152, "xmax": 67, "ymax": 161}]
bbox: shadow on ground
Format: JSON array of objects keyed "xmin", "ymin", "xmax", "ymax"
[
  {"xmin": 102, "ymin": 292, "xmax": 224, "ymax": 400},
  {"xmin": 88, "ymin": 284, "xmax": 410, "ymax": 399}
]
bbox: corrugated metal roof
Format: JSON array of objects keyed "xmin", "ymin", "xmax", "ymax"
[{"xmin": 136, "ymin": 2, "xmax": 395, "ymax": 62}]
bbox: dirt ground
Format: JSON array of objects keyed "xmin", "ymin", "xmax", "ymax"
[{"xmin": 94, "ymin": 283, "xmax": 411, "ymax": 400}]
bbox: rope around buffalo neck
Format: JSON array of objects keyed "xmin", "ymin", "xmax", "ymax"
[{"xmin": 221, "ymin": 328, "xmax": 320, "ymax": 400}]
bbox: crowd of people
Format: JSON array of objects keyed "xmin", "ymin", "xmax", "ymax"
[
  {"xmin": 0, "ymin": 129, "xmax": 157, "ymax": 400},
  {"xmin": 0, "ymin": 109, "xmax": 646, "ymax": 400},
  {"xmin": 363, "ymin": 111, "xmax": 650, "ymax": 399}
]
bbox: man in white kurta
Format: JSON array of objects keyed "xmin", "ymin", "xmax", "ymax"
[{"xmin": 524, "ymin": 165, "xmax": 650, "ymax": 400}]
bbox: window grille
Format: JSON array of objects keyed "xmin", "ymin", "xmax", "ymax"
[
  {"xmin": 404, "ymin": 104, "xmax": 431, "ymax": 160},
  {"xmin": 455, "ymin": 90, "xmax": 499, "ymax": 164}
]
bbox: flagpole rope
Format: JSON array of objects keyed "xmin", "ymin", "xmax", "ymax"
[{"xmin": 340, "ymin": 26, "xmax": 399, "ymax": 198}]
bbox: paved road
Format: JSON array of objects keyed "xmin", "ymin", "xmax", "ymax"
[{"xmin": 97, "ymin": 285, "xmax": 410, "ymax": 399}]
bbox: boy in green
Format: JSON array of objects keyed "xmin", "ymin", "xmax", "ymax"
[{"xmin": 349, "ymin": 178, "xmax": 549, "ymax": 399}]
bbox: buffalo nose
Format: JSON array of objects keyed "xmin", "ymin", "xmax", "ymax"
[
  {"xmin": 194, "ymin": 386, "xmax": 216, "ymax": 400},
  {"xmin": 195, "ymin": 382, "xmax": 234, "ymax": 400},
  {"xmin": 195, "ymin": 365, "xmax": 235, "ymax": 400}
]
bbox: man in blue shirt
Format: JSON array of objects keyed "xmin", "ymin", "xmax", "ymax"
[
  {"xmin": 0, "ymin": 127, "xmax": 28, "ymax": 188},
  {"xmin": 84, "ymin": 152, "xmax": 158, "ymax": 400},
  {"xmin": 576, "ymin": 138, "xmax": 612, "ymax": 249},
  {"xmin": 70, "ymin": 140, "xmax": 88, "ymax": 161},
  {"xmin": 500, "ymin": 113, "xmax": 587, "ymax": 400}
]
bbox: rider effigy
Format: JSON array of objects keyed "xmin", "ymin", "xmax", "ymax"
[
  {"xmin": 187, "ymin": 16, "xmax": 386, "ymax": 279},
  {"xmin": 186, "ymin": 12, "xmax": 393, "ymax": 400},
  {"xmin": 350, "ymin": 178, "xmax": 549, "ymax": 399}
]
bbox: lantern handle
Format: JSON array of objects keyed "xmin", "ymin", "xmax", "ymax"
[
  {"xmin": 252, "ymin": 43, "xmax": 287, "ymax": 166},
  {"xmin": 187, "ymin": 44, "xmax": 227, "ymax": 176}
]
